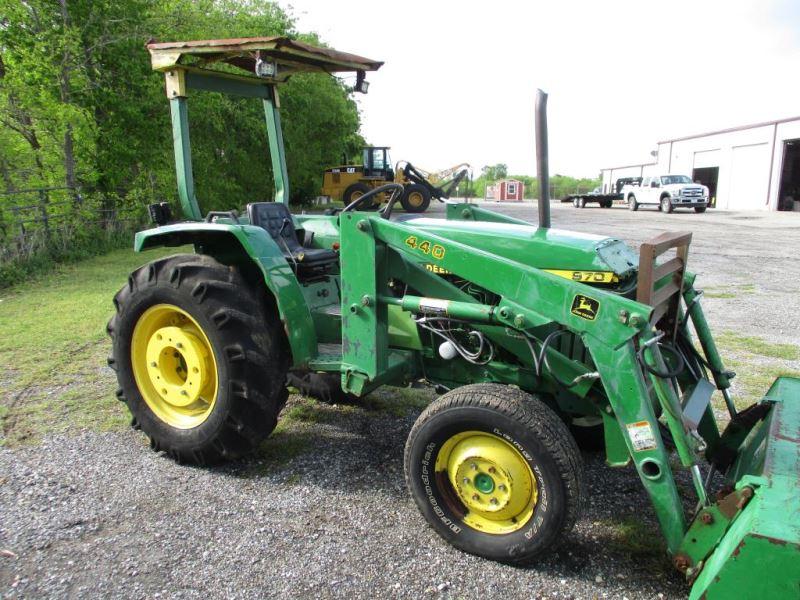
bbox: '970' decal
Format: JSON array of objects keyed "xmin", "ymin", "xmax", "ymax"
[{"xmin": 405, "ymin": 236, "xmax": 446, "ymax": 259}]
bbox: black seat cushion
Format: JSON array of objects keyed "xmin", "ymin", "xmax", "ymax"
[{"xmin": 247, "ymin": 202, "xmax": 337, "ymax": 269}]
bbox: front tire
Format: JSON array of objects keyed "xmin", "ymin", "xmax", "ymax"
[
  {"xmin": 661, "ymin": 196, "xmax": 673, "ymax": 213},
  {"xmin": 628, "ymin": 195, "xmax": 639, "ymax": 211},
  {"xmin": 400, "ymin": 184, "xmax": 432, "ymax": 213},
  {"xmin": 404, "ymin": 384, "xmax": 584, "ymax": 565},
  {"xmin": 577, "ymin": 197, "xmax": 586, "ymax": 209},
  {"xmin": 694, "ymin": 206, "xmax": 707, "ymax": 213},
  {"xmin": 107, "ymin": 254, "xmax": 289, "ymax": 464}
]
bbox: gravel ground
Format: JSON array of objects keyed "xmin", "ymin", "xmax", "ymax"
[{"xmin": 2, "ymin": 201, "xmax": 798, "ymax": 599}]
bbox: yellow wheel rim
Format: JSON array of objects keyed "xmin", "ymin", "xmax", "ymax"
[
  {"xmin": 407, "ymin": 191, "xmax": 424, "ymax": 208},
  {"xmin": 436, "ymin": 431, "xmax": 538, "ymax": 534},
  {"xmin": 131, "ymin": 304, "xmax": 218, "ymax": 429}
]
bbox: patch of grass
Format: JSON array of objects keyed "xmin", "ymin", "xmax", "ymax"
[
  {"xmin": 281, "ymin": 396, "xmax": 343, "ymax": 424},
  {"xmin": 364, "ymin": 385, "xmax": 434, "ymax": 417},
  {"xmin": 246, "ymin": 421, "xmax": 313, "ymax": 474},
  {"xmin": 702, "ymin": 283, "xmax": 756, "ymax": 299},
  {"xmin": 0, "ymin": 245, "xmax": 189, "ymax": 445},
  {"xmin": 717, "ymin": 358, "xmax": 800, "ymax": 410},
  {"xmin": 602, "ymin": 516, "xmax": 666, "ymax": 557},
  {"xmin": 717, "ymin": 331, "xmax": 799, "ymax": 361}
]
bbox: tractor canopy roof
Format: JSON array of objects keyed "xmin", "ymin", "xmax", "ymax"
[{"xmin": 146, "ymin": 36, "xmax": 383, "ymax": 82}]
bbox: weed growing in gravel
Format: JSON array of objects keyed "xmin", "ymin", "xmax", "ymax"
[
  {"xmin": 248, "ymin": 421, "xmax": 313, "ymax": 473},
  {"xmin": 602, "ymin": 516, "xmax": 667, "ymax": 557},
  {"xmin": 282, "ymin": 396, "xmax": 343, "ymax": 424},
  {"xmin": 363, "ymin": 385, "xmax": 434, "ymax": 417},
  {"xmin": 702, "ymin": 283, "xmax": 756, "ymax": 299}
]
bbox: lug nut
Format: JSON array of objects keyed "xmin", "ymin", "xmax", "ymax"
[
  {"xmin": 488, "ymin": 466, "xmax": 496, "ymax": 474},
  {"xmin": 472, "ymin": 494, "xmax": 479, "ymax": 501},
  {"xmin": 470, "ymin": 463, "xmax": 478, "ymax": 471},
  {"xmin": 463, "ymin": 477, "xmax": 470, "ymax": 485},
  {"xmin": 490, "ymin": 497, "xmax": 498, "ymax": 505},
  {"xmin": 180, "ymin": 390, "xmax": 188, "ymax": 396},
  {"xmin": 498, "ymin": 484, "xmax": 507, "ymax": 492},
  {"xmin": 151, "ymin": 362, "xmax": 157, "ymax": 367},
  {"xmin": 176, "ymin": 342, "xmax": 183, "ymax": 349}
]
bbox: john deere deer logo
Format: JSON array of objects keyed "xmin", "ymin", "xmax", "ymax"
[{"xmin": 571, "ymin": 294, "xmax": 599, "ymax": 321}]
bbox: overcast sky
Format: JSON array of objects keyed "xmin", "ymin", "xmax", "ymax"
[{"xmin": 282, "ymin": 0, "xmax": 800, "ymax": 178}]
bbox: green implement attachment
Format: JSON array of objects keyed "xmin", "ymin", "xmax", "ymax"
[{"xmin": 685, "ymin": 378, "xmax": 800, "ymax": 599}]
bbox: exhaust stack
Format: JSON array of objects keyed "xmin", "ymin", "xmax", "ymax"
[{"xmin": 535, "ymin": 89, "xmax": 551, "ymax": 229}]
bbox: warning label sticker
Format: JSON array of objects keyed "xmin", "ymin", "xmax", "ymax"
[
  {"xmin": 418, "ymin": 297, "xmax": 450, "ymax": 314},
  {"xmin": 626, "ymin": 421, "xmax": 657, "ymax": 452}
]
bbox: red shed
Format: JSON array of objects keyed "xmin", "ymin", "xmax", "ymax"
[{"xmin": 486, "ymin": 179, "xmax": 524, "ymax": 202}]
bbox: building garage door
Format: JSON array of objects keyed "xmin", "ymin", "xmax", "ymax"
[{"xmin": 727, "ymin": 143, "xmax": 769, "ymax": 210}]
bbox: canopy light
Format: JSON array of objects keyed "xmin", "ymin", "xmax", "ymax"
[
  {"xmin": 355, "ymin": 70, "xmax": 369, "ymax": 94},
  {"xmin": 255, "ymin": 53, "xmax": 277, "ymax": 78}
]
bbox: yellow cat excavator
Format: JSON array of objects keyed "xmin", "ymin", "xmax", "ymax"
[{"xmin": 320, "ymin": 146, "xmax": 470, "ymax": 212}]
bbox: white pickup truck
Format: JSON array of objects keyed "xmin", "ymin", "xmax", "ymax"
[{"xmin": 624, "ymin": 174, "xmax": 709, "ymax": 213}]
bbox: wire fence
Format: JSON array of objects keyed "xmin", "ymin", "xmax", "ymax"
[{"xmin": 0, "ymin": 186, "xmax": 148, "ymax": 265}]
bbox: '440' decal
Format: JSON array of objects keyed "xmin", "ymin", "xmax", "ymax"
[{"xmin": 405, "ymin": 236, "xmax": 446, "ymax": 260}]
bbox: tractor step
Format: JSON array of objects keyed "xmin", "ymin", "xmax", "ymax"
[
  {"xmin": 688, "ymin": 376, "xmax": 800, "ymax": 599},
  {"xmin": 308, "ymin": 343, "xmax": 343, "ymax": 371}
]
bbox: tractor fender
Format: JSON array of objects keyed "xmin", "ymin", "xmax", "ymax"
[{"xmin": 134, "ymin": 222, "xmax": 317, "ymax": 367}]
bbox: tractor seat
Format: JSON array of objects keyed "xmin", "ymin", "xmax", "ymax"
[{"xmin": 246, "ymin": 202, "xmax": 338, "ymax": 274}]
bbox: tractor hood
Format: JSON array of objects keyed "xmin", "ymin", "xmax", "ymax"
[{"xmin": 403, "ymin": 217, "xmax": 639, "ymax": 277}]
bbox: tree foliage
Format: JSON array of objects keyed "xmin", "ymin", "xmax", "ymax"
[{"xmin": 0, "ymin": 0, "xmax": 364, "ymax": 214}]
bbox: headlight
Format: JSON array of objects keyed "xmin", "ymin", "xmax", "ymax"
[{"xmin": 672, "ymin": 189, "xmax": 682, "ymax": 197}]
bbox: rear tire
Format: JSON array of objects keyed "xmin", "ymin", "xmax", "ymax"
[
  {"xmin": 343, "ymin": 182, "xmax": 376, "ymax": 209},
  {"xmin": 628, "ymin": 195, "xmax": 639, "ymax": 211},
  {"xmin": 577, "ymin": 197, "xmax": 586, "ymax": 209},
  {"xmin": 400, "ymin": 184, "xmax": 432, "ymax": 213},
  {"xmin": 661, "ymin": 196, "xmax": 673, "ymax": 213},
  {"xmin": 602, "ymin": 199, "xmax": 613, "ymax": 208},
  {"xmin": 107, "ymin": 254, "xmax": 289, "ymax": 464},
  {"xmin": 404, "ymin": 383, "xmax": 584, "ymax": 565}
]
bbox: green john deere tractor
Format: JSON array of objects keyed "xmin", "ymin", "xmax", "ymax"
[{"xmin": 108, "ymin": 37, "xmax": 799, "ymax": 599}]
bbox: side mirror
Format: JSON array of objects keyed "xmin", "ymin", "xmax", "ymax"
[{"xmin": 651, "ymin": 180, "xmax": 660, "ymax": 188}]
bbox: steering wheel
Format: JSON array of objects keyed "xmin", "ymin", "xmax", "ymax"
[{"xmin": 341, "ymin": 183, "xmax": 405, "ymax": 217}]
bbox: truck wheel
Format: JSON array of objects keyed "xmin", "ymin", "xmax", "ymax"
[
  {"xmin": 602, "ymin": 200, "xmax": 613, "ymax": 208},
  {"xmin": 661, "ymin": 196, "xmax": 673, "ymax": 213},
  {"xmin": 694, "ymin": 206, "xmax": 707, "ymax": 213},
  {"xmin": 343, "ymin": 182, "xmax": 375, "ymax": 209},
  {"xmin": 628, "ymin": 196, "xmax": 639, "ymax": 211},
  {"xmin": 572, "ymin": 198, "xmax": 579, "ymax": 208},
  {"xmin": 107, "ymin": 254, "xmax": 289, "ymax": 464},
  {"xmin": 577, "ymin": 197, "xmax": 586, "ymax": 209},
  {"xmin": 401, "ymin": 184, "xmax": 432, "ymax": 213},
  {"xmin": 404, "ymin": 383, "xmax": 584, "ymax": 565}
]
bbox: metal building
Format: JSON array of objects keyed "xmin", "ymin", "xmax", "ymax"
[{"xmin": 602, "ymin": 116, "xmax": 800, "ymax": 211}]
